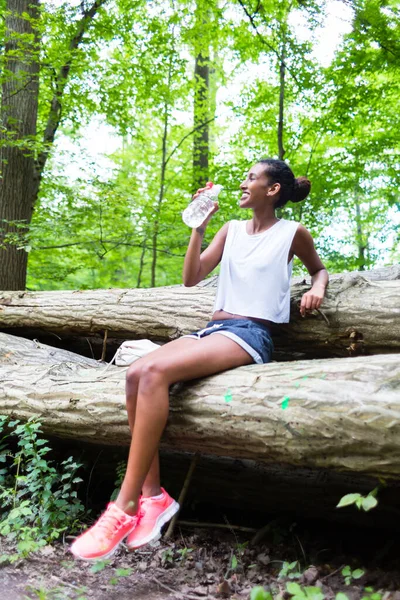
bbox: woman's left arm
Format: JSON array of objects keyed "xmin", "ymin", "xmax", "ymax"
[{"xmin": 290, "ymin": 225, "xmax": 329, "ymax": 317}]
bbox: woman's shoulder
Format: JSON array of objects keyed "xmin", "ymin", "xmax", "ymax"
[
  {"xmin": 223, "ymin": 219, "xmax": 244, "ymax": 232},
  {"xmin": 289, "ymin": 222, "xmax": 317, "ymax": 251},
  {"xmin": 279, "ymin": 218, "xmax": 303, "ymax": 235},
  {"xmin": 280, "ymin": 218, "xmax": 301, "ymax": 227}
]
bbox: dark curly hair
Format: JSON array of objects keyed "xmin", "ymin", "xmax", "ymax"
[{"xmin": 258, "ymin": 159, "xmax": 311, "ymax": 209}]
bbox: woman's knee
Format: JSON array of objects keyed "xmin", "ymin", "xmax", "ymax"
[
  {"xmin": 138, "ymin": 361, "xmax": 168, "ymax": 393},
  {"xmin": 126, "ymin": 362, "xmax": 143, "ymax": 393}
]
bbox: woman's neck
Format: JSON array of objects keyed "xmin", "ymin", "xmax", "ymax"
[{"xmin": 248, "ymin": 210, "xmax": 279, "ymax": 234}]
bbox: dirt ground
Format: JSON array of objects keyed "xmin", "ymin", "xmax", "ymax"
[{"xmin": 1, "ymin": 518, "xmax": 400, "ymax": 600}]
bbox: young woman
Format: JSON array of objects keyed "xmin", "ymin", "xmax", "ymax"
[{"xmin": 71, "ymin": 158, "xmax": 328, "ymax": 561}]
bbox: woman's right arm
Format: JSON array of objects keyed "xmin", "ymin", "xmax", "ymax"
[{"xmin": 183, "ymin": 222, "xmax": 229, "ymax": 287}]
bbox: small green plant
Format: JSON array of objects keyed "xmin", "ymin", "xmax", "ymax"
[
  {"xmin": 110, "ymin": 460, "xmax": 127, "ymax": 501},
  {"xmin": 341, "ymin": 565, "xmax": 365, "ymax": 585},
  {"xmin": 90, "ymin": 559, "xmax": 111, "ymax": 573},
  {"xmin": 250, "ymin": 587, "xmax": 273, "ymax": 600},
  {"xmin": 24, "ymin": 583, "xmax": 88, "ymax": 600},
  {"xmin": 361, "ymin": 587, "xmax": 382, "ymax": 600},
  {"xmin": 161, "ymin": 548, "xmax": 174, "ymax": 565},
  {"xmin": 336, "ymin": 594, "xmax": 350, "ymax": 600},
  {"xmin": 226, "ymin": 539, "xmax": 248, "ymax": 576},
  {"xmin": 0, "ymin": 416, "xmax": 84, "ymax": 560},
  {"xmin": 337, "ymin": 488, "xmax": 379, "ymax": 512},
  {"xmin": 278, "ymin": 560, "xmax": 302, "ymax": 580},
  {"xmin": 108, "ymin": 566, "xmax": 133, "ymax": 585},
  {"xmin": 176, "ymin": 547, "xmax": 193, "ymax": 564},
  {"xmin": 286, "ymin": 582, "xmax": 324, "ymax": 600}
]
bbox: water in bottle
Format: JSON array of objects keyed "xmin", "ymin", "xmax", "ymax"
[{"xmin": 182, "ymin": 183, "xmax": 223, "ymax": 228}]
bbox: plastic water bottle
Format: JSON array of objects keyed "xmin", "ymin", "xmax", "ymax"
[{"xmin": 182, "ymin": 183, "xmax": 223, "ymax": 228}]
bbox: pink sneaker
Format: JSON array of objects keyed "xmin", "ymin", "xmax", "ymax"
[
  {"xmin": 70, "ymin": 502, "xmax": 138, "ymax": 561},
  {"xmin": 126, "ymin": 488, "xmax": 179, "ymax": 550}
]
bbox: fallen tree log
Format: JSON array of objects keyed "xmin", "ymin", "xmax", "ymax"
[
  {"xmin": 1, "ymin": 332, "xmax": 400, "ymax": 479},
  {"xmin": 0, "ymin": 267, "xmax": 399, "ymax": 360}
]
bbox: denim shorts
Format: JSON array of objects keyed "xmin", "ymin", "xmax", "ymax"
[{"xmin": 182, "ymin": 318, "xmax": 274, "ymax": 364}]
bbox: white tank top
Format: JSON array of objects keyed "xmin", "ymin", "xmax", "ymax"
[{"xmin": 213, "ymin": 219, "xmax": 300, "ymax": 323}]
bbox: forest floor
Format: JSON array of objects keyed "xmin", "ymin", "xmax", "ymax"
[{"xmin": 1, "ymin": 517, "xmax": 400, "ymax": 600}]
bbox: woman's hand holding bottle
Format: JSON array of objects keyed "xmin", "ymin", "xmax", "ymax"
[{"xmin": 182, "ymin": 182, "xmax": 222, "ymax": 229}]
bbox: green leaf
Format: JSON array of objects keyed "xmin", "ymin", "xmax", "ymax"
[
  {"xmin": 352, "ymin": 569, "xmax": 365, "ymax": 580},
  {"xmin": 90, "ymin": 559, "xmax": 110, "ymax": 573},
  {"xmin": 337, "ymin": 494, "xmax": 362, "ymax": 508},
  {"xmin": 231, "ymin": 554, "xmax": 238, "ymax": 570},
  {"xmin": 336, "ymin": 594, "xmax": 350, "ymax": 600},
  {"xmin": 115, "ymin": 567, "xmax": 132, "ymax": 577},
  {"xmin": 250, "ymin": 587, "xmax": 271, "ymax": 600},
  {"xmin": 287, "ymin": 582, "xmax": 304, "ymax": 596},
  {"xmin": 361, "ymin": 495, "xmax": 378, "ymax": 511},
  {"xmin": 341, "ymin": 566, "xmax": 351, "ymax": 577},
  {"xmin": 304, "ymin": 587, "xmax": 324, "ymax": 600}
]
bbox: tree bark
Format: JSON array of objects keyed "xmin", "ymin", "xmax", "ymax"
[
  {"xmin": 0, "ymin": 0, "xmax": 107, "ymax": 291},
  {"xmin": 278, "ymin": 42, "xmax": 286, "ymax": 161},
  {"xmin": 151, "ymin": 65, "xmax": 171, "ymax": 288},
  {"xmin": 0, "ymin": 0, "xmax": 40, "ymax": 290},
  {"xmin": 192, "ymin": 1, "xmax": 210, "ymax": 192},
  {"xmin": 0, "ymin": 268, "xmax": 399, "ymax": 360},
  {"xmin": 1, "ymin": 332, "xmax": 400, "ymax": 479}
]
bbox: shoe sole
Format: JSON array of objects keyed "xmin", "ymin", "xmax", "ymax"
[
  {"xmin": 70, "ymin": 522, "xmax": 138, "ymax": 562},
  {"xmin": 126, "ymin": 500, "xmax": 180, "ymax": 551}
]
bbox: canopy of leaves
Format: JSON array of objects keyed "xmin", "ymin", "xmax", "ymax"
[{"xmin": 2, "ymin": 0, "xmax": 397, "ymax": 289}]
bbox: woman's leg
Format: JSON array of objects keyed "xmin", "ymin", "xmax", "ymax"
[
  {"xmin": 70, "ymin": 334, "xmax": 253, "ymax": 560},
  {"xmin": 116, "ymin": 333, "xmax": 253, "ymax": 514},
  {"xmin": 125, "ymin": 338, "xmax": 200, "ymax": 497}
]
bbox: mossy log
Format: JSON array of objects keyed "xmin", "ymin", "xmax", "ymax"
[{"xmin": 1, "ymin": 332, "xmax": 400, "ymax": 479}]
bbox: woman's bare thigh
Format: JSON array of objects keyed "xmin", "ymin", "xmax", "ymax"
[
  {"xmin": 136, "ymin": 333, "xmax": 254, "ymax": 385},
  {"xmin": 126, "ymin": 336, "xmax": 201, "ymax": 373}
]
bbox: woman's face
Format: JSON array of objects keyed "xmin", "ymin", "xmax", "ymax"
[{"xmin": 239, "ymin": 163, "xmax": 279, "ymax": 209}]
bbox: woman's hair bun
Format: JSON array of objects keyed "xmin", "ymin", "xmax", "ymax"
[{"xmin": 292, "ymin": 177, "xmax": 311, "ymax": 203}]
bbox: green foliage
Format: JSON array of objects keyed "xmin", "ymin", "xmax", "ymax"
[
  {"xmin": 177, "ymin": 546, "xmax": 193, "ymax": 564},
  {"xmin": 89, "ymin": 559, "xmax": 111, "ymax": 574},
  {"xmin": 250, "ymin": 587, "xmax": 273, "ymax": 600},
  {"xmin": 362, "ymin": 587, "xmax": 383, "ymax": 600},
  {"xmin": 0, "ymin": 416, "xmax": 84, "ymax": 561},
  {"xmin": 341, "ymin": 565, "xmax": 365, "ymax": 586},
  {"xmin": 286, "ymin": 582, "xmax": 324, "ymax": 600},
  {"xmin": 278, "ymin": 560, "xmax": 302, "ymax": 580},
  {"xmin": 251, "ymin": 582, "xmax": 325, "ymax": 600},
  {"xmin": 110, "ymin": 459, "xmax": 127, "ymax": 501},
  {"xmin": 1, "ymin": 0, "xmax": 398, "ymax": 289},
  {"xmin": 161, "ymin": 547, "xmax": 175, "ymax": 565},
  {"xmin": 23, "ymin": 583, "xmax": 88, "ymax": 600},
  {"xmin": 337, "ymin": 488, "xmax": 379, "ymax": 512}
]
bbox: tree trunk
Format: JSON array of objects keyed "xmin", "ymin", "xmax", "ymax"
[
  {"xmin": 0, "ymin": 0, "xmax": 40, "ymax": 291},
  {"xmin": 0, "ymin": 0, "xmax": 107, "ymax": 291},
  {"xmin": 278, "ymin": 42, "xmax": 286, "ymax": 161},
  {"xmin": 51, "ymin": 441, "xmax": 400, "ymax": 531},
  {"xmin": 1, "ymin": 332, "xmax": 400, "ymax": 479},
  {"xmin": 355, "ymin": 195, "xmax": 367, "ymax": 271},
  {"xmin": 0, "ymin": 268, "xmax": 399, "ymax": 360},
  {"xmin": 151, "ymin": 61, "xmax": 172, "ymax": 288},
  {"xmin": 192, "ymin": 1, "xmax": 210, "ymax": 192}
]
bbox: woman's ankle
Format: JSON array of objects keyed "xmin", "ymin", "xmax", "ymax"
[
  {"xmin": 114, "ymin": 496, "xmax": 139, "ymax": 516},
  {"xmin": 142, "ymin": 485, "xmax": 162, "ymax": 498}
]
